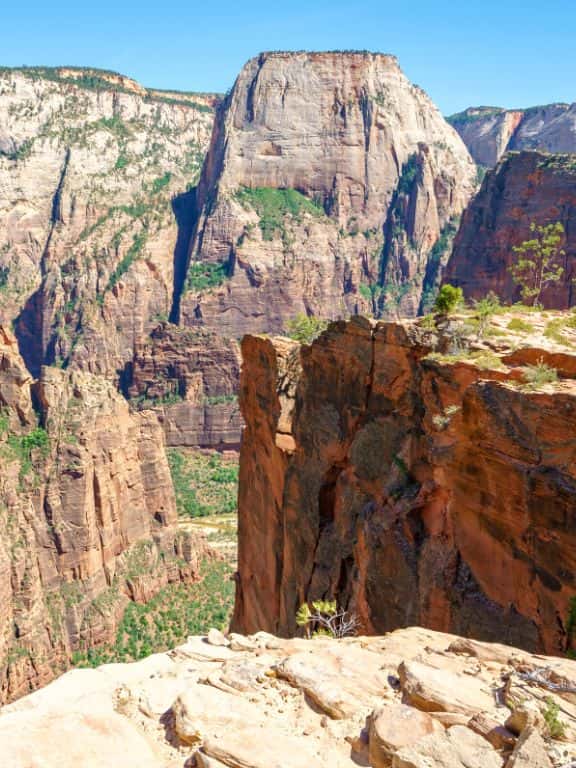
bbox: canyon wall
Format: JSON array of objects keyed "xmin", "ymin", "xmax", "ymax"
[
  {"xmin": 0, "ymin": 326, "xmax": 207, "ymax": 703},
  {"xmin": 180, "ymin": 51, "xmax": 477, "ymax": 328},
  {"xmin": 233, "ymin": 315, "xmax": 576, "ymax": 655},
  {"xmin": 0, "ymin": 66, "xmax": 242, "ymax": 448},
  {"xmin": 446, "ymin": 151, "xmax": 576, "ymax": 307},
  {"xmin": 448, "ymin": 103, "xmax": 576, "ymax": 167}
]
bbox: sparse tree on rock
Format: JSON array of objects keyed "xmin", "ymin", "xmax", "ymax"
[{"xmin": 509, "ymin": 222, "xmax": 566, "ymax": 306}]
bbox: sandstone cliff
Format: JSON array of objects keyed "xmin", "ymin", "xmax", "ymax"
[
  {"xmin": 0, "ymin": 327, "xmax": 207, "ymax": 704},
  {"xmin": 179, "ymin": 51, "xmax": 477, "ymax": 330},
  {"xmin": 2, "ymin": 626, "xmax": 576, "ymax": 767},
  {"xmin": 233, "ymin": 312, "xmax": 576, "ymax": 655},
  {"xmin": 445, "ymin": 151, "xmax": 576, "ymax": 307},
  {"xmin": 448, "ymin": 103, "xmax": 576, "ymax": 166}
]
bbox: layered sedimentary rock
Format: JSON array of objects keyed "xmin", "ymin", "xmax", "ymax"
[
  {"xmin": 124, "ymin": 324, "xmax": 242, "ymax": 447},
  {"xmin": 233, "ymin": 313, "xmax": 576, "ymax": 655},
  {"xmin": 446, "ymin": 151, "xmax": 576, "ymax": 307},
  {"xmin": 2, "ymin": 626, "xmax": 576, "ymax": 767},
  {"xmin": 0, "ymin": 327, "xmax": 206, "ymax": 704},
  {"xmin": 448, "ymin": 103, "xmax": 576, "ymax": 166},
  {"xmin": 0, "ymin": 67, "xmax": 215, "ymax": 379},
  {"xmin": 180, "ymin": 51, "xmax": 477, "ymax": 329}
]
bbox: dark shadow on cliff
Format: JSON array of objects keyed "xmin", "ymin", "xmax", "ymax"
[
  {"xmin": 14, "ymin": 289, "xmax": 43, "ymax": 379},
  {"xmin": 169, "ymin": 187, "xmax": 198, "ymax": 324}
]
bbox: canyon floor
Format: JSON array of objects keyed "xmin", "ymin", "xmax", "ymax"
[{"xmin": 2, "ymin": 626, "xmax": 576, "ymax": 768}]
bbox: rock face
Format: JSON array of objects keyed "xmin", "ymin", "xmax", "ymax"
[
  {"xmin": 180, "ymin": 51, "xmax": 477, "ymax": 329},
  {"xmin": 448, "ymin": 104, "xmax": 576, "ymax": 166},
  {"xmin": 0, "ymin": 67, "xmax": 215, "ymax": 380},
  {"xmin": 233, "ymin": 313, "xmax": 576, "ymax": 654},
  {"xmin": 445, "ymin": 151, "xmax": 576, "ymax": 307},
  {"xmin": 124, "ymin": 324, "xmax": 242, "ymax": 448},
  {"xmin": 0, "ymin": 327, "xmax": 207, "ymax": 704},
  {"xmin": 2, "ymin": 626, "xmax": 576, "ymax": 767}
]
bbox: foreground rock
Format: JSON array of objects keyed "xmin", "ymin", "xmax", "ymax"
[
  {"xmin": 1, "ymin": 627, "xmax": 575, "ymax": 767},
  {"xmin": 233, "ymin": 312, "xmax": 576, "ymax": 654},
  {"xmin": 446, "ymin": 151, "xmax": 576, "ymax": 308}
]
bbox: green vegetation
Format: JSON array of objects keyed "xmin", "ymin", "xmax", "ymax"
[
  {"xmin": 522, "ymin": 359, "xmax": 558, "ymax": 389},
  {"xmin": 434, "ymin": 284, "xmax": 464, "ymax": 315},
  {"xmin": 0, "ymin": 265, "xmax": 9, "ymax": 290},
  {"xmin": 397, "ymin": 154, "xmax": 419, "ymax": 195},
  {"xmin": 509, "ymin": 221, "xmax": 566, "ymax": 306},
  {"xmin": 1, "ymin": 426, "xmax": 50, "ymax": 485},
  {"xmin": 447, "ymin": 107, "xmax": 504, "ymax": 126},
  {"xmin": 544, "ymin": 315, "xmax": 576, "ymax": 346},
  {"xmin": 537, "ymin": 154, "xmax": 576, "ymax": 174},
  {"xmin": 72, "ymin": 558, "xmax": 234, "ymax": 666},
  {"xmin": 507, "ymin": 318, "xmax": 536, "ymax": 333},
  {"xmin": 185, "ymin": 261, "xmax": 229, "ymax": 292},
  {"xmin": 542, "ymin": 697, "xmax": 567, "ymax": 739},
  {"xmin": 296, "ymin": 600, "xmax": 358, "ymax": 639},
  {"xmin": 234, "ymin": 187, "xmax": 325, "ymax": 242},
  {"xmin": 473, "ymin": 292, "xmax": 501, "ymax": 337},
  {"xmin": 106, "ymin": 231, "xmax": 147, "ymax": 290},
  {"xmin": 151, "ymin": 172, "xmax": 172, "ymax": 193},
  {"xmin": 285, "ymin": 313, "xmax": 329, "ymax": 344},
  {"xmin": 168, "ymin": 449, "xmax": 239, "ymax": 518},
  {"xmin": 0, "ymin": 138, "xmax": 34, "ymax": 162}
]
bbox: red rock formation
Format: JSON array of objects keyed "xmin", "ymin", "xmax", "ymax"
[
  {"xmin": 125, "ymin": 324, "xmax": 242, "ymax": 448},
  {"xmin": 233, "ymin": 316, "xmax": 576, "ymax": 655},
  {"xmin": 449, "ymin": 104, "xmax": 576, "ymax": 166},
  {"xmin": 180, "ymin": 51, "xmax": 477, "ymax": 329},
  {"xmin": 0, "ymin": 327, "xmax": 207, "ymax": 704},
  {"xmin": 445, "ymin": 151, "xmax": 576, "ymax": 308}
]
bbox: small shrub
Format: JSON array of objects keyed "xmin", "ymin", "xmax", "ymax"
[
  {"xmin": 296, "ymin": 600, "xmax": 358, "ymax": 639},
  {"xmin": 419, "ymin": 313, "xmax": 436, "ymax": 331},
  {"xmin": 285, "ymin": 313, "xmax": 329, "ymax": 344},
  {"xmin": 234, "ymin": 187, "xmax": 325, "ymax": 242},
  {"xmin": 434, "ymin": 284, "xmax": 464, "ymax": 315},
  {"xmin": 542, "ymin": 697, "xmax": 567, "ymax": 739},
  {"xmin": 507, "ymin": 318, "xmax": 535, "ymax": 333},
  {"xmin": 151, "ymin": 172, "xmax": 172, "ymax": 194},
  {"xmin": 473, "ymin": 291, "xmax": 501, "ymax": 336},
  {"xmin": 522, "ymin": 359, "xmax": 558, "ymax": 389},
  {"xmin": 185, "ymin": 261, "xmax": 229, "ymax": 292}
]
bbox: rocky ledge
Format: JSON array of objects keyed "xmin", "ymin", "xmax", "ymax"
[
  {"xmin": 2, "ymin": 627, "xmax": 576, "ymax": 767},
  {"xmin": 233, "ymin": 311, "xmax": 576, "ymax": 653}
]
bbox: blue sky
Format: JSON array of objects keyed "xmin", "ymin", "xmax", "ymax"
[{"xmin": 2, "ymin": 0, "xmax": 574, "ymax": 114}]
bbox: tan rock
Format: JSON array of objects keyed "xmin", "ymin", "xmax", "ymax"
[
  {"xmin": 399, "ymin": 661, "xmax": 495, "ymax": 716},
  {"xmin": 467, "ymin": 712, "xmax": 516, "ymax": 751},
  {"xmin": 207, "ymin": 628, "xmax": 230, "ymax": 647},
  {"xmin": 505, "ymin": 727, "xmax": 553, "ymax": 768},
  {"xmin": 369, "ymin": 702, "xmax": 444, "ymax": 767},
  {"xmin": 446, "ymin": 725, "xmax": 503, "ymax": 768},
  {"xmin": 505, "ymin": 700, "xmax": 545, "ymax": 736},
  {"xmin": 392, "ymin": 732, "xmax": 466, "ymax": 768}
]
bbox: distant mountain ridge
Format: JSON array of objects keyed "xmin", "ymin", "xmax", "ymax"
[{"xmin": 448, "ymin": 102, "xmax": 576, "ymax": 166}]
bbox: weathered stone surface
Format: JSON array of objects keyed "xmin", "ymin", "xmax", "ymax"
[
  {"xmin": 369, "ymin": 703, "xmax": 444, "ymax": 768},
  {"xmin": 399, "ymin": 661, "xmax": 495, "ymax": 716},
  {"xmin": 233, "ymin": 314, "xmax": 576, "ymax": 654},
  {"xmin": 180, "ymin": 51, "xmax": 476, "ymax": 332},
  {"xmin": 448, "ymin": 104, "xmax": 576, "ymax": 167},
  {"xmin": 445, "ymin": 151, "xmax": 576, "ymax": 308},
  {"xmin": 2, "ymin": 626, "xmax": 576, "ymax": 768},
  {"xmin": 505, "ymin": 727, "xmax": 553, "ymax": 768}
]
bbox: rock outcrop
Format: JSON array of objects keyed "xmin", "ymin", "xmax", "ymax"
[
  {"xmin": 180, "ymin": 51, "xmax": 477, "ymax": 329},
  {"xmin": 0, "ymin": 327, "xmax": 207, "ymax": 704},
  {"xmin": 448, "ymin": 103, "xmax": 576, "ymax": 166},
  {"xmin": 233, "ymin": 312, "xmax": 576, "ymax": 654},
  {"xmin": 124, "ymin": 324, "xmax": 242, "ymax": 448},
  {"xmin": 445, "ymin": 151, "xmax": 576, "ymax": 307},
  {"xmin": 2, "ymin": 626, "xmax": 576, "ymax": 767}
]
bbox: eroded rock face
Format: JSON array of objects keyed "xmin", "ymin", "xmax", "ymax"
[
  {"xmin": 445, "ymin": 151, "xmax": 576, "ymax": 308},
  {"xmin": 448, "ymin": 104, "xmax": 576, "ymax": 166},
  {"xmin": 180, "ymin": 51, "xmax": 477, "ymax": 329},
  {"xmin": 233, "ymin": 314, "xmax": 576, "ymax": 654},
  {"xmin": 0, "ymin": 67, "xmax": 215, "ymax": 380},
  {"xmin": 0, "ymin": 328, "xmax": 206, "ymax": 704},
  {"xmin": 125, "ymin": 324, "xmax": 242, "ymax": 448},
  {"xmin": 2, "ymin": 626, "xmax": 576, "ymax": 767}
]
